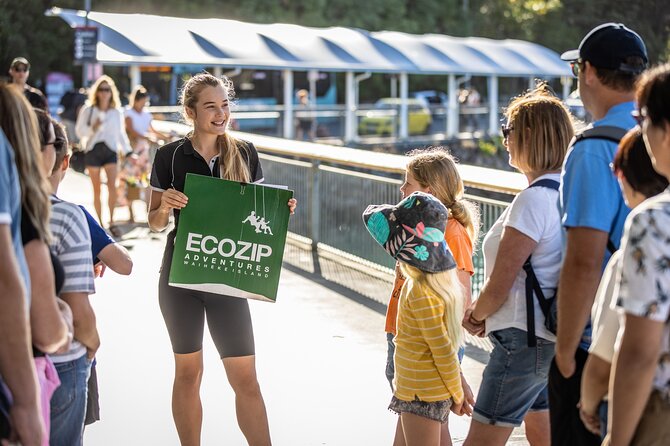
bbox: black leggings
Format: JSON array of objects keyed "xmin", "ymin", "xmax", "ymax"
[{"xmin": 158, "ymin": 237, "xmax": 255, "ymax": 358}]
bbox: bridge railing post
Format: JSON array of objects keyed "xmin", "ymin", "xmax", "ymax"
[{"xmin": 308, "ymin": 160, "xmax": 321, "ymax": 251}]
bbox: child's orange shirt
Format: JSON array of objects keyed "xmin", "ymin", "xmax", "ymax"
[{"xmin": 385, "ymin": 218, "xmax": 474, "ymax": 335}]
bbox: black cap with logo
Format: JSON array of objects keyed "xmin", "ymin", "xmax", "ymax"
[{"xmin": 561, "ymin": 23, "xmax": 648, "ymax": 74}]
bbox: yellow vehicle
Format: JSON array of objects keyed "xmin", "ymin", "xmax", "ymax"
[{"xmin": 359, "ymin": 98, "xmax": 432, "ymax": 136}]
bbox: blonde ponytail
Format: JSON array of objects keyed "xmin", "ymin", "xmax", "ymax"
[
  {"xmin": 218, "ymin": 133, "xmax": 251, "ymax": 183},
  {"xmin": 400, "ymin": 263, "xmax": 465, "ymax": 349},
  {"xmin": 447, "ymin": 199, "xmax": 480, "ymax": 244},
  {"xmin": 406, "ymin": 147, "xmax": 480, "ymax": 244}
]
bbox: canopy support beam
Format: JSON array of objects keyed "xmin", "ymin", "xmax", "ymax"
[
  {"xmin": 283, "ymin": 69, "xmax": 294, "ymax": 139},
  {"xmin": 447, "ymin": 74, "xmax": 458, "ymax": 138},
  {"xmin": 399, "ymin": 72, "xmax": 408, "ymax": 139},
  {"xmin": 344, "ymin": 71, "xmax": 356, "ymax": 143},
  {"xmin": 488, "ymin": 75, "xmax": 499, "ymax": 136},
  {"xmin": 129, "ymin": 65, "xmax": 141, "ymax": 90}
]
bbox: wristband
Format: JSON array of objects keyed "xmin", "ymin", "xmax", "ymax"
[{"xmin": 469, "ymin": 312, "xmax": 483, "ymax": 325}]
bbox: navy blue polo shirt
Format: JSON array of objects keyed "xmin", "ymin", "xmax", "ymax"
[
  {"xmin": 78, "ymin": 205, "xmax": 114, "ymax": 263},
  {"xmin": 150, "ymin": 137, "xmax": 263, "ymax": 227}
]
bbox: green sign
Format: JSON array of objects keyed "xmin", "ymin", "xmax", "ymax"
[{"xmin": 169, "ymin": 173, "xmax": 293, "ymax": 302}]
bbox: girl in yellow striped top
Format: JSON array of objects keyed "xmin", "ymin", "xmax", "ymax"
[{"xmin": 364, "ymin": 191, "xmax": 467, "ymax": 445}]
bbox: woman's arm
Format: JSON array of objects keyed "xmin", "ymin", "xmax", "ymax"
[
  {"xmin": 579, "ymin": 354, "xmax": 611, "ymax": 434},
  {"xmin": 75, "ymin": 105, "xmax": 93, "ymax": 140},
  {"xmin": 471, "ymin": 226, "xmax": 537, "ymax": 321},
  {"xmin": 125, "ymin": 116, "xmax": 144, "ymax": 141},
  {"xmin": 61, "ymin": 292, "xmax": 99, "ymax": 359},
  {"xmin": 457, "ymin": 269, "xmax": 472, "ymax": 309},
  {"xmin": 148, "ymin": 123, "xmax": 170, "ymax": 142},
  {"xmin": 607, "ymin": 314, "xmax": 663, "ymax": 446},
  {"xmin": 24, "ymin": 239, "xmax": 68, "ymax": 354},
  {"xmin": 148, "ymin": 188, "xmax": 188, "ymax": 232},
  {"xmin": 117, "ymin": 110, "xmax": 132, "ymax": 153}
]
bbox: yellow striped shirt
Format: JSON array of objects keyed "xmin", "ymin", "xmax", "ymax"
[{"xmin": 394, "ymin": 281, "xmax": 463, "ymax": 403}]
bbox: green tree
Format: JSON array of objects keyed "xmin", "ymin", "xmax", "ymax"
[{"xmin": 0, "ymin": 0, "xmax": 667, "ymax": 94}]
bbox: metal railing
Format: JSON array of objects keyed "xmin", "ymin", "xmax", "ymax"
[
  {"xmin": 231, "ymin": 131, "xmax": 524, "ymax": 296},
  {"xmin": 150, "ymin": 119, "xmax": 524, "ymax": 296},
  {"xmin": 148, "ymin": 104, "xmax": 495, "ymax": 141}
]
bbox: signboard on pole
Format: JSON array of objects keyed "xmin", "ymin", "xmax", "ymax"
[
  {"xmin": 169, "ymin": 174, "xmax": 294, "ymax": 302},
  {"xmin": 74, "ymin": 27, "xmax": 98, "ymax": 64}
]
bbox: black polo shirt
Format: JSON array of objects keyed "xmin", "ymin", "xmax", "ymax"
[{"xmin": 150, "ymin": 137, "xmax": 263, "ymax": 226}]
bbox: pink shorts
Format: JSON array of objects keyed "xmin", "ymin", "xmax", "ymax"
[{"xmin": 34, "ymin": 356, "xmax": 61, "ymax": 446}]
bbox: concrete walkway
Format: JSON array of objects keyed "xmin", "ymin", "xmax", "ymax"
[{"xmin": 56, "ymin": 170, "xmax": 529, "ymax": 445}]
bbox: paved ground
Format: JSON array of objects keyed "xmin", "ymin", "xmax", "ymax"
[{"xmin": 56, "ymin": 169, "xmax": 529, "ymax": 445}]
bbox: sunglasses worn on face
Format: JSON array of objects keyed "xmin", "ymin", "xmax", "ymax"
[
  {"xmin": 12, "ymin": 67, "xmax": 27, "ymax": 73},
  {"xmin": 501, "ymin": 124, "xmax": 514, "ymax": 139},
  {"xmin": 570, "ymin": 59, "xmax": 583, "ymax": 78},
  {"xmin": 98, "ymin": 88, "xmax": 112, "ymax": 92}
]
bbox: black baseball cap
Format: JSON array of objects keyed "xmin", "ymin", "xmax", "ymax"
[
  {"xmin": 561, "ymin": 23, "xmax": 648, "ymax": 74},
  {"xmin": 10, "ymin": 57, "xmax": 30, "ymax": 70}
]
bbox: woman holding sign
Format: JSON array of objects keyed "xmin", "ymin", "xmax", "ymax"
[{"xmin": 148, "ymin": 72, "xmax": 296, "ymax": 446}]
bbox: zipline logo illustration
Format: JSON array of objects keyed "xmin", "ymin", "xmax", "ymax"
[
  {"xmin": 241, "ymin": 183, "xmax": 274, "ymax": 236},
  {"xmin": 242, "ymin": 211, "xmax": 273, "ymax": 235}
]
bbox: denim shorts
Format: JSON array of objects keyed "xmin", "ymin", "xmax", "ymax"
[
  {"xmin": 50, "ymin": 355, "xmax": 92, "ymax": 446},
  {"xmin": 473, "ymin": 327, "xmax": 555, "ymax": 427}
]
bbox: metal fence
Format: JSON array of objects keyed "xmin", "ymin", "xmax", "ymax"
[
  {"xmin": 252, "ymin": 137, "xmax": 517, "ymax": 295},
  {"xmin": 150, "ymin": 121, "xmax": 520, "ymax": 295},
  {"xmin": 149, "ymin": 104, "xmax": 494, "ymax": 142}
]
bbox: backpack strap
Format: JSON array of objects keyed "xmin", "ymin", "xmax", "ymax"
[
  {"xmin": 571, "ymin": 126, "xmax": 627, "ymax": 255},
  {"xmin": 571, "ymin": 125, "xmax": 629, "ymax": 146},
  {"xmin": 523, "ymin": 178, "xmax": 560, "ymax": 347},
  {"xmin": 523, "ymin": 256, "xmax": 555, "ymax": 347}
]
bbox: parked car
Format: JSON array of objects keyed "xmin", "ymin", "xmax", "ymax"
[
  {"xmin": 410, "ymin": 90, "xmax": 449, "ymax": 108},
  {"xmin": 358, "ymin": 98, "xmax": 432, "ymax": 136}
]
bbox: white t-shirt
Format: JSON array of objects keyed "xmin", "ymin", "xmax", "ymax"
[
  {"xmin": 483, "ymin": 173, "xmax": 562, "ymax": 342},
  {"xmin": 589, "ymin": 251, "xmax": 623, "ymax": 363},
  {"xmin": 125, "ymin": 107, "xmax": 153, "ymax": 136},
  {"xmin": 75, "ymin": 104, "xmax": 131, "ymax": 154}
]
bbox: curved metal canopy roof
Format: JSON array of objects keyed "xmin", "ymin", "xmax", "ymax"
[{"xmin": 48, "ymin": 8, "xmax": 571, "ymax": 77}]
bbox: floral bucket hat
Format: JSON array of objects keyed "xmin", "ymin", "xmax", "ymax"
[{"xmin": 362, "ymin": 191, "xmax": 457, "ymax": 273}]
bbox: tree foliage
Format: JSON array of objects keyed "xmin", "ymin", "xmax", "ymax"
[{"xmin": 0, "ymin": 0, "xmax": 668, "ymax": 90}]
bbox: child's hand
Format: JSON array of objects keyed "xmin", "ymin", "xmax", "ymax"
[
  {"xmin": 94, "ymin": 261, "xmax": 106, "ymax": 278},
  {"xmin": 287, "ymin": 198, "xmax": 298, "ymax": 215},
  {"xmin": 460, "ymin": 374, "xmax": 475, "ymax": 416},
  {"xmin": 450, "ymin": 400, "xmax": 465, "ymax": 416}
]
